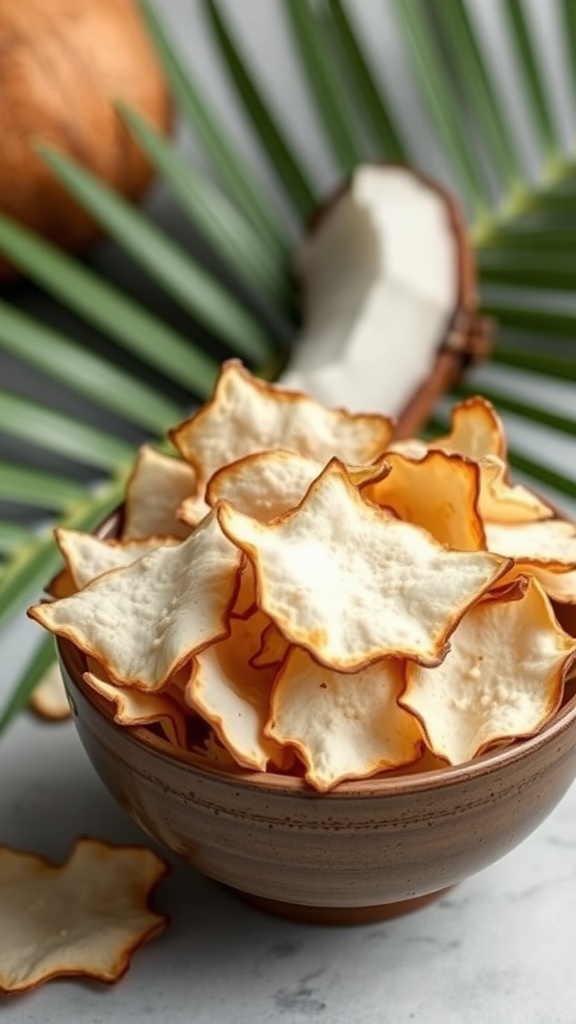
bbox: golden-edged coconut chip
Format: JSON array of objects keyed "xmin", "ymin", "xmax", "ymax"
[
  {"xmin": 206, "ymin": 449, "xmax": 325, "ymax": 522},
  {"xmin": 478, "ymin": 456, "xmax": 554, "ymax": 524},
  {"xmin": 0, "ymin": 838, "xmax": 168, "ymax": 995},
  {"xmin": 267, "ymin": 648, "xmax": 423, "ymax": 791},
  {"xmin": 360, "ymin": 450, "xmax": 485, "ymax": 551},
  {"xmin": 29, "ymin": 513, "xmax": 242, "ymax": 691},
  {"xmin": 485, "ymin": 519, "xmax": 576, "ymax": 568},
  {"xmin": 385, "ymin": 438, "xmax": 429, "ymax": 460},
  {"xmin": 169, "ymin": 360, "xmax": 393, "ymax": 483},
  {"xmin": 206, "ymin": 449, "xmax": 384, "ymax": 523},
  {"xmin": 186, "ymin": 610, "xmax": 287, "ymax": 770},
  {"xmin": 56, "ymin": 529, "xmax": 178, "ymax": 590},
  {"xmin": 431, "ymin": 396, "xmax": 507, "ymax": 461},
  {"xmin": 29, "ymin": 662, "xmax": 72, "ymax": 722},
  {"xmin": 190, "ymin": 727, "xmax": 243, "ymax": 769},
  {"xmin": 536, "ymin": 566, "xmax": 576, "ymax": 604},
  {"xmin": 123, "ymin": 444, "xmax": 202, "ymax": 539},
  {"xmin": 250, "ymin": 621, "xmax": 290, "ymax": 669},
  {"xmin": 84, "ymin": 670, "xmax": 187, "ymax": 747},
  {"xmin": 176, "ymin": 492, "xmax": 214, "ymax": 528},
  {"xmin": 47, "ymin": 566, "xmax": 76, "ymax": 599},
  {"xmin": 401, "ymin": 577, "xmax": 576, "ymax": 765},
  {"xmin": 218, "ymin": 460, "xmax": 510, "ymax": 671}
]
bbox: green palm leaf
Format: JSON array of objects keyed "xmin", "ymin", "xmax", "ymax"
[
  {"xmin": 204, "ymin": 0, "xmax": 316, "ymax": 220},
  {"xmin": 1, "ymin": 0, "xmax": 575, "ymax": 733},
  {"xmin": 137, "ymin": 0, "xmax": 288, "ymax": 252}
]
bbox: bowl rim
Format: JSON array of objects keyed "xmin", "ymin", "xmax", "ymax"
[{"xmin": 58, "ymin": 634, "xmax": 576, "ymax": 800}]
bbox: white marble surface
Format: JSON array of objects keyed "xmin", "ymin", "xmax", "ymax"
[{"xmin": 1, "ymin": 701, "xmax": 576, "ymax": 1024}]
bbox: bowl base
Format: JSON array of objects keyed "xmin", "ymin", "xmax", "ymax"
[{"xmin": 225, "ymin": 886, "xmax": 452, "ymax": 925}]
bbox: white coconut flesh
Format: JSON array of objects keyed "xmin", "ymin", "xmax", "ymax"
[{"xmin": 281, "ymin": 165, "xmax": 467, "ymax": 417}]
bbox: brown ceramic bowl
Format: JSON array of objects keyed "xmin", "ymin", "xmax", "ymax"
[{"xmin": 58, "ymin": 630, "xmax": 576, "ymax": 925}]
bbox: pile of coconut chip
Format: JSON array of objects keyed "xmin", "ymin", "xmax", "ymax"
[{"xmin": 29, "ymin": 361, "xmax": 576, "ymax": 792}]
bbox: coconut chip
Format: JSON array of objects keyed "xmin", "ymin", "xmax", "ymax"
[
  {"xmin": 431, "ymin": 396, "xmax": 507, "ymax": 461},
  {"xmin": 29, "ymin": 513, "xmax": 242, "ymax": 691},
  {"xmin": 170, "ymin": 360, "xmax": 393, "ymax": 483},
  {"xmin": 361, "ymin": 449, "xmax": 485, "ymax": 550},
  {"xmin": 0, "ymin": 838, "xmax": 168, "ymax": 995},
  {"xmin": 267, "ymin": 648, "xmax": 423, "ymax": 791},
  {"xmin": 218, "ymin": 460, "xmax": 510, "ymax": 671},
  {"xmin": 478, "ymin": 456, "xmax": 554, "ymax": 525},
  {"xmin": 84, "ymin": 670, "xmax": 187, "ymax": 747},
  {"xmin": 204, "ymin": 448, "xmax": 384, "ymax": 523},
  {"xmin": 123, "ymin": 445, "xmax": 204, "ymax": 539},
  {"xmin": 401, "ymin": 577, "xmax": 576, "ymax": 765},
  {"xmin": 56, "ymin": 529, "xmax": 179, "ymax": 591},
  {"xmin": 29, "ymin": 661, "xmax": 72, "ymax": 722},
  {"xmin": 536, "ymin": 566, "xmax": 576, "ymax": 605},
  {"xmin": 485, "ymin": 519, "xmax": 576, "ymax": 568},
  {"xmin": 186, "ymin": 610, "xmax": 288, "ymax": 770}
]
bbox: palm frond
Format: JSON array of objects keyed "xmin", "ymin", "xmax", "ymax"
[{"xmin": 1, "ymin": 0, "xmax": 575, "ymax": 732}]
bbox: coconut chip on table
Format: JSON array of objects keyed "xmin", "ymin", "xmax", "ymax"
[
  {"xmin": 29, "ymin": 660, "xmax": 72, "ymax": 722},
  {"xmin": 0, "ymin": 838, "xmax": 169, "ymax": 995}
]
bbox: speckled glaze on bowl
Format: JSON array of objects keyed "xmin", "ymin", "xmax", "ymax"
[{"xmin": 58, "ymin": 634, "xmax": 576, "ymax": 925}]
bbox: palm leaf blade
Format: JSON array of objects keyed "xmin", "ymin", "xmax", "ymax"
[
  {"xmin": 138, "ymin": 0, "xmax": 287, "ymax": 252},
  {"xmin": 0, "ymin": 300, "xmax": 181, "ymax": 434},
  {"xmin": 0, "ymin": 463, "xmax": 87, "ymax": 510},
  {"xmin": 393, "ymin": 0, "xmax": 490, "ymax": 220},
  {"xmin": 204, "ymin": 0, "xmax": 316, "ymax": 220},
  {"xmin": 37, "ymin": 145, "xmax": 280, "ymax": 367},
  {"xmin": 481, "ymin": 302, "xmax": 576, "ymax": 338},
  {"xmin": 479, "ymin": 250, "xmax": 576, "ymax": 290},
  {"xmin": 0, "ymin": 215, "xmax": 219, "ymax": 395},
  {"xmin": 0, "ymin": 523, "xmax": 31, "ymax": 556},
  {"xmin": 493, "ymin": 345, "xmax": 576, "ymax": 382},
  {"xmin": 507, "ymin": 449, "xmax": 576, "ymax": 501},
  {"xmin": 428, "ymin": 0, "xmax": 524, "ymax": 197},
  {"xmin": 0, "ymin": 392, "xmax": 134, "ymax": 471},
  {"xmin": 283, "ymin": 0, "xmax": 363, "ymax": 174},
  {"xmin": 502, "ymin": 0, "xmax": 558, "ymax": 160},
  {"xmin": 326, "ymin": 0, "xmax": 408, "ymax": 161},
  {"xmin": 118, "ymin": 103, "xmax": 294, "ymax": 311}
]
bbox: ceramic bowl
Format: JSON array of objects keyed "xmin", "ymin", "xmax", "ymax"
[{"xmin": 58, "ymin": 629, "xmax": 576, "ymax": 925}]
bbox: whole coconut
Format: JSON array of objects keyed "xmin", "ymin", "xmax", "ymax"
[{"xmin": 0, "ymin": 0, "xmax": 172, "ymax": 278}]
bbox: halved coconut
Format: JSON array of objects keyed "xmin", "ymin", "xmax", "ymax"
[{"xmin": 281, "ymin": 164, "xmax": 491, "ymax": 435}]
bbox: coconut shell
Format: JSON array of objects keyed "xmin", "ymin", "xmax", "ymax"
[{"xmin": 0, "ymin": 0, "xmax": 172, "ymax": 279}]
